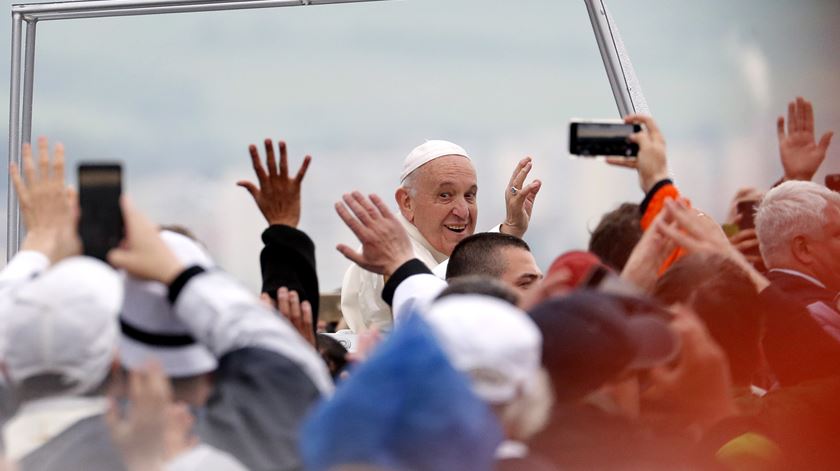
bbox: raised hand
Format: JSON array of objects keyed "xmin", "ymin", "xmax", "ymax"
[
  {"xmin": 501, "ymin": 157, "xmax": 542, "ymax": 238},
  {"xmin": 11, "ymin": 137, "xmax": 81, "ymax": 263},
  {"xmin": 658, "ymin": 199, "xmax": 769, "ymax": 291},
  {"xmin": 606, "ymin": 114, "xmax": 669, "ymax": 193},
  {"xmin": 728, "ymin": 228, "xmax": 764, "ymax": 270},
  {"xmin": 276, "ymin": 286, "xmax": 316, "ymax": 347},
  {"xmin": 237, "ymin": 139, "xmax": 312, "ymax": 228},
  {"xmin": 724, "ymin": 187, "xmax": 763, "ymax": 226},
  {"xmin": 335, "ymin": 192, "xmax": 414, "ymax": 277},
  {"xmin": 778, "ymin": 96, "xmax": 833, "ymax": 182},
  {"xmin": 620, "ymin": 209, "xmax": 678, "ymax": 293},
  {"xmin": 107, "ymin": 198, "xmax": 184, "ymax": 285},
  {"xmin": 106, "ymin": 362, "xmax": 173, "ymax": 471}
]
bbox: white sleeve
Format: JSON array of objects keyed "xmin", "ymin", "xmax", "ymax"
[
  {"xmin": 340, "ymin": 263, "xmax": 393, "ymax": 333},
  {"xmin": 0, "ymin": 251, "xmax": 49, "ymax": 287},
  {"xmin": 173, "ymin": 270, "xmax": 333, "ymax": 395},
  {"xmin": 392, "ymin": 273, "xmax": 448, "ymax": 328}
]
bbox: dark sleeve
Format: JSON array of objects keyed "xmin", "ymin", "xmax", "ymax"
[
  {"xmin": 759, "ymin": 285, "xmax": 840, "ymax": 385},
  {"xmin": 260, "ymin": 225, "xmax": 319, "ymax": 325},
  {"xmin": 200, "ymin": 347, "xmax": 322, "ymax": 471},
  {"xmin": 381, "ymin": 258, "xmax": 434, "ymax": 307}
]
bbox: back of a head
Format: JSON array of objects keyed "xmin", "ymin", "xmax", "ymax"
[
  {"xmin": 425, "ymin": 295, "xmax": 542, "ymax": 405},
  {"xmin": 1, "ymin": 257, "xmax": 123, "ymax": 400},
  {"xmin": 528, "ymin": 292, "xmax": 678, "ymax": 403},
  {"xmin": 445, "ymin": 232, "xmax": 530, "ymax": 280},
  {"xmin": 301, "ymin": 314, "xmax": 503, "ymax": 471},
  {"xmin": 120, "ymin": 230, "xmax": 217, "ymax": 382},
  {"xmin": 755, "ymin": 180, "xmax": 840, "ymax": 268},
  {"xmin": 653, "ymin": 253, "xmax": 762, "ymax": 385},
  {"xmin": 436, "ymin": 275, "xmax": 519, "ymax": 306},
  {"xmin": 588, "ymin": 202, "xmax": 642, "ymax": 271}
]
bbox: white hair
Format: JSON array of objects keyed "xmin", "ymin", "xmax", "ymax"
[
  {"xmin": 755, "ymin": 180, "xmax": 840, "ymax": 266},
  {"xmin": 400, "ymin": 169, "xmax": 420, "ymax": 198}
]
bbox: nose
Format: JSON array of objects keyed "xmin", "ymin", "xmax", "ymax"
[{"xmin": 451, "ymin": 198, "xmax": 469, "ymax": 219}]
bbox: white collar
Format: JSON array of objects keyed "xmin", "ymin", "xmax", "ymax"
[
  {"xmin": 3, "ymin": 396, "xmax": 109, "ymax": 461},
  {"xmin": 396, "ymin": 213, "xmax": 448, "ymax": 265},
  {"xmin": 768, "ymin": 268, "xmax": 826, "ymax": 289}
]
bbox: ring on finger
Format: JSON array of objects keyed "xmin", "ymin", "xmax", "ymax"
[{"xmin": 510, "ymin": 186, "xmax": 520, "ymax": 195}]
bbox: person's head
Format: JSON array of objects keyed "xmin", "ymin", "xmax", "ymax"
[
  {"xmin": 588, "ymin": 202, "xmax": 642, "ymax": 271},
  {"xmin": 426, "ymin": 295, "xmax": 552, "ymax": 441},
  {"xmin": 547, "ymin": 250, "xmax": 605, "ymax": 290},
  {"xmin": 301, "ymin": 313, "xmax": 505, "ymax": 471},
  {"xmin": 395, "ymin": 140, "xmax": 477, "ymax": 256},
  {"xmin": 653, "ymin": 253, "xmax": 763, "ymax": 387},
  {"xmin": 436, "ymin": 275, "xmax": 520, "ymax": 306},
  {"xmin": 0, "ymin": 257, "xmax": 123, "ymax": 402},
  {"xmin": 528, "ymin": 292, "xmax": 679, "ymax": 418},
  {"xmin": 446, "ymin": 233, "xmax": 543, "ymax": 297},
  {"xmin": 119, "ymin": 230, "xmax": 217, "ymax": 407},
  {"xmin": 756, "ymin": 181, "xmax": 840, "ymax": 290}
]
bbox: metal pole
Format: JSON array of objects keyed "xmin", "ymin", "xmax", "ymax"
[
  {"xmin": 14, "ymin": 0, "xmax": 388, "ymax": 21},
  {"xmin": 21, "ymin": 20, "xmax": 36, "ymax": 150},
  {"xmin": 583, "ymin": 0, "xmax": 633, "ymax": 117},
  {"xmin": 7, "ymin": 13, "xmax": 23, "ymax": 263}
]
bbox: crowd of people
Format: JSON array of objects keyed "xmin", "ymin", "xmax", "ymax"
[{"xmin": 0, "ymin": 95, "xmax": 837, "ymax": 470}]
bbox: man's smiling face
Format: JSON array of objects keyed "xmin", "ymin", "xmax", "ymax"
[{"xmin": 399, "ymin": 155, "xmax": 478, "ymax": 256}]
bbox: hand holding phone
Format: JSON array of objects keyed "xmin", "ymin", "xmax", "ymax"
[
  {"xmin": 78, "ymin": 163, "xmax": 124, "ymax": 261},
  {"xmin": 569, "ymin": 119, "xmax": 641, "ymax": 157},
  {"xmin": 736, "ymin": 200, "xmax": 758, "ymax": 231}
]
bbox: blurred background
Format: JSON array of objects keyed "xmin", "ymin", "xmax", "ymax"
[{"xmin": 1, "ymin": 0, "xmax": 839, "ymax": 292}]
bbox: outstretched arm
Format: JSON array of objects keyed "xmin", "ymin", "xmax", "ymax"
[
  {"xmin": 238, "ymin": 138, "xmax": 319, "ymax": 323},
  {"xmin": 108, "ymin": 199, "xmax": 333, "ymax": 394},
  {"xmin": 1, "ymin": 137, "xmax": 80, "ymax": 285}
]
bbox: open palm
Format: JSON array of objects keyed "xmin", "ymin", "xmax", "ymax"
[{"xmin": 778, "ymin": 97, "xmax": 833, "ymax": 182}]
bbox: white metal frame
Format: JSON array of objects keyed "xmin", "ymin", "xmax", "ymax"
[{"xmin": 7, "ymin": 0, "xmax": 645, "ymax": 261}]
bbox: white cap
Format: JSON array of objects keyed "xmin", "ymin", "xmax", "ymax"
[
  {"xmin": 400, "ymin": 140, "xmax": 471, "ymax": 183},
  {"xmin": 119, "ymin": 230, "xmax": 217, "ymax": 378},
  {"xmin": 0, "ymin": 257, "xmax": 123, "ymax": 395},
  {"xmin": 424, "ymin": 295, "xmax": 542, "ymax": 404}
]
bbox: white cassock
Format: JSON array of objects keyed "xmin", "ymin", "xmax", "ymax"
[{"xmin": 340, "ymin": 212, "xmax": 448, "ymax": 333}]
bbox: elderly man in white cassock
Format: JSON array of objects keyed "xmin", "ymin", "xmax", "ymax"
[{"xmin": 340, "ymin": 140, "xmax": 541, "ymax": 332}]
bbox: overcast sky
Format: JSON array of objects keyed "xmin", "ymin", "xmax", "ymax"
[{"xmin": 2, "ymin": 0, "xmax": 839, "ymax": 291}]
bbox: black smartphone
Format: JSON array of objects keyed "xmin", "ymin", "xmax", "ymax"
[
  {"xmin": 569, "ymin": 120, "xmax": 642, "ymax": 157},
  {"xmin": 826, "ymin": 174, "xmax": 840, "ymax": 192},
  {"xmin": 78, "ymin": 163, "xmax": 124, "ymax": 261},
  {"xmin": 736, "ymin": 200, "xmax": 758, "ymax": 231}
]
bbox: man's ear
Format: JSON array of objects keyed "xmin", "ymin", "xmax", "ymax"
[
  {"xmin": 395, "ymin": 187, "xmax": 414, "ymax": 223},
  {"xmin": 790, "ymin": 235, "xmax": 815, "ymax": 266}
]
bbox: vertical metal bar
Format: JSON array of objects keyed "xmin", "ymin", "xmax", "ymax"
[
  {"xmin": 21, "ymin": 20, "xmax": 37, "ymax": 147},
  {"xmin": 583, "ymin": 0, "xmax": 632, "ymax": 117},
  {"xmin": 7, "ymin": 13, "xmax": 23, "ymax": 263}
]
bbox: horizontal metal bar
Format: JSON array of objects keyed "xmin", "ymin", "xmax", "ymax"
[
  {"xmin": 14, "ymin": 0, "xmax": 389, "ymax": 21},
  {"xmin": 14, "ymin": 0, "xmax": 300, "ymax": 14},
  {"xmin": 26, "ymin": 2, "xmax": 300, "ymax": 20}
]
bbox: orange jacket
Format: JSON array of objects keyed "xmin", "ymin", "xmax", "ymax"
[{"xmin": 640, "ymin": 179, "xmax": 686, "ymax": 274}]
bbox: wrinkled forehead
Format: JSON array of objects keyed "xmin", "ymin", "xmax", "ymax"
[{"xmin": 412, "ymin": 155, "xmax": 477, "ymax": 188}]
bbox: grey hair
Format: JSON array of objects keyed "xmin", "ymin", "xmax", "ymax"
[
  {"xmin": 400, "ymin": 169, "xmax": 420, "ymax": 198},
  {"xmin": 755, "ymin": 180, "xmax": 840, "ymax": 267}
]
